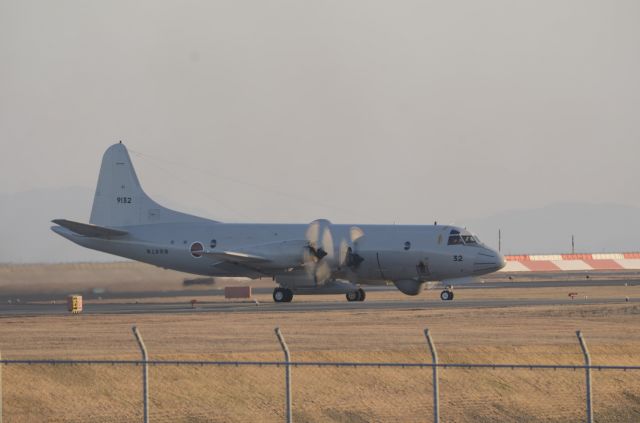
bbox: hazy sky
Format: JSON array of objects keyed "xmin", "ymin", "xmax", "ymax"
[{"xmin": 1, "ymin": 0, "xmax": 639, "ymax": 226}]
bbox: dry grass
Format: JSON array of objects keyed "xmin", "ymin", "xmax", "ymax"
[
  {"xmin": 0, "ymin": 263, "xmax": 639, "ymax": 422},
  {"xmin": 1, "ymin": 303, "xmax": 639, "ymax": 422}
]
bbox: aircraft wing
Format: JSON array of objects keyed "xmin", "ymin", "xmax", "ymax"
[
  {"xmin": 201, "ymin": 250, "xmax": 270, "ymax": 264},
  {"xmin": 200, "ymin": 239, "xmax": 308, "ymax": 267},
  {"xmin": 51, "ymin": 219, "xmax": 128, "ymax": 238}
]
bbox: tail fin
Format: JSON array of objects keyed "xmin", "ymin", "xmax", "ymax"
[{"xmin": 89, "ymin": 142, "xmax": 212, "ymax": 227}]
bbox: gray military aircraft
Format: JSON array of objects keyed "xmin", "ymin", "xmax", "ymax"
[{"xmin": 52, "ymin": 143, "xmax": 505, "ymax": 302}]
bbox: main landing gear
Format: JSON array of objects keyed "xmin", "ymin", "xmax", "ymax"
[
  {"xmin": 440, "ymin": 288, "xmax": 454, "ymax": 301},
  {"xmin": 346, "ymin": 288, "xmax": 366, "ymax": 302},
  {"xmin": 273, "ymin": 287, "xmax": 294, "ymax": 303}
]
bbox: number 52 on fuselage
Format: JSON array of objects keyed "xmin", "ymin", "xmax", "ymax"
[{"xmin": 52, "ymin": 143, "xmax": 506, "ymax": 303}]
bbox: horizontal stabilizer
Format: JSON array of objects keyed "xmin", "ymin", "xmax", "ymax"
[{"xmin": 51, "ymin": 219, "xmax": 128, "ymax": 238}]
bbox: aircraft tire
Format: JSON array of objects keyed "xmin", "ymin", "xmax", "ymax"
[
  {"xmin": 346, "ymin": 291, "xmax": 359, "ymax": 302},
  {"xmin": 440, "ymin": 290, "xmax": 453, "ymax": 301},
  {"xmin": 283, "ymin": 289, "xmax": 294, "ymax": 302},
  {"xmin": 273, "ymin": 288, "xmax": 286, "ymax": 303},
  {"xmin": 357, "ymin": 288, "xmax": 366, "ymax": 302}
]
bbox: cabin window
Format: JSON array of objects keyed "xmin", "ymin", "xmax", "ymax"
[
  {"xmin": 404, "ymin": 241, "xmax": 411, "ymax": 251},
  {"xmin": 210, "ymin": 239, "xmax": 217, "ymax": 249}
]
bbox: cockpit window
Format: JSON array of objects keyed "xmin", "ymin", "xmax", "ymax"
[
  {"xmin": 462, "ymin": 235, "xmax": 477, "ymax": 245},
  {"xmin": 448, "ymin": 229, "xmax": 480, "ymax": 246},
  {"xmin": 448, "ymin": 230, "xmax": 464, "ymax": 245}
]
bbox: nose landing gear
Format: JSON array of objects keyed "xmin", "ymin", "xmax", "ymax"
[{"xmin": 346, "ymin": 288, "xmax": 366, "ymax": 302}]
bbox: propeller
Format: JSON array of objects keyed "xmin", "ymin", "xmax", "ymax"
[
  {"xmin": 337, "ymin": 226, "xmax": 365, "ymax": 282},
  {"xmin": 304, "ymin": 220, "xmax": 335, "ymax": 286},
  {"xmin": 303, "ymin": 221, "xmax": 366, "ymax": 286}
]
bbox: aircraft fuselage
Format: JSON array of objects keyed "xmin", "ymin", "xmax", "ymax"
[
  {"xmin": 54, "ymin": 220, "xmax": 503, "ymax": 288},
  {"xmin": 52, "ymin": 142, "xmax": 505, "ymax": 301}
]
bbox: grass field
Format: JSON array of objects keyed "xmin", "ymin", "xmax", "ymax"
[{"xmin": 0, "ymin": 262, "xmax": 639, "ymax": 422}]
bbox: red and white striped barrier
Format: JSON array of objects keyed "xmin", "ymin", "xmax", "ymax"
[{"xmin": 501, "ymin": 253, "xmax": 640, "ymax": 272}]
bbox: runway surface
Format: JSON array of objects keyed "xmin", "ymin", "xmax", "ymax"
[
  {"xmin": 0, "ymin": 277, "xmax": 637, "ymax": 317},
  {"xmin": 1, "ymin": 278, "xmax": 637, "ymax": 302},
  {"xmin": 0, "ymin": 295, "xmax": 637, "ymax": 317}
]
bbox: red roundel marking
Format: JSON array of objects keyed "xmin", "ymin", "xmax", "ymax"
[{"xmin": 190, "ymin": 242, "xmax": 204, "ymax": 258}]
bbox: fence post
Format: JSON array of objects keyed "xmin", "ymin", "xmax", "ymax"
[
  {"xmin": 133, "ymin": 326, "xmax": 149, "ymax": 423},
  {"xmin": 0, "ymin": 350, "xmax": 3, "ymax": 423},
  {"xmin": 576, "ymin": 331, "xmax": 593, "ymax": 423},
  {"xmin": 275, "ymin": 327, "xmax": 292, "ymax": 423},
  {"xmin": 424, "ymin": 329, "xmax": 440, "ymax": 423}
]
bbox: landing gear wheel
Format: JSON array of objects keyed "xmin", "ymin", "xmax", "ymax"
[
  {"xmin": 273, "ymin": 288, "xmax": 285, "ymax": 303},
  {"xmin": 440, "ymin": 290, "xmax": 454, "ymax": 301},
  {"xmin": 283, "ymin": 288, "xmax": 294, "ymax": 302},
  {"xmin": 346, "ymin": 288, "xmax": 366, "ymax": 302},
  {"xmin": 346, "ymin": 291, "xmax": 359, "ymax": 302},
  {"xmin": 273, "ymin": 288, "xmax": 293, "ymax": 303}
]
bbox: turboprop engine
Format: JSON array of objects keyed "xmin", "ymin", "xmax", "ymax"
[
  {"xmin": 393, "ymin": 279, "xmax": 425, "ymax": 296},
  {"xmin": 303, "ymin": 220, "xmax": 365, "ymax": 286},
  {"xmin": 226, "ymin": 221, "xmax": 365, "ymax": 281}
]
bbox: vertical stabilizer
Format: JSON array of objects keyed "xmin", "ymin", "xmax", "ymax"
[{"xmin": 89, "ymin": 143, "xmax": 211, "ymax": 227}]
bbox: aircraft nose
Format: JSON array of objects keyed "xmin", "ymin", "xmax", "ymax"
[
  {"xmin": 473, "ymin": 248, "xmax": 506, "ymax": 274},
  {"xmin": 497, "ymin": 252, "xmax": 507, "ymax": 270}
]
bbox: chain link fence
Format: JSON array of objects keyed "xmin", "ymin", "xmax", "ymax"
[{"xmin": 0, "ymin": 328, "xmax": 639, "ymax": 423}]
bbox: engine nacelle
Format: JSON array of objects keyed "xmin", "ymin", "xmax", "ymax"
[
  {"xmin": 275, "ymin": 273, "xmax": 357, "ymax": 294},
  {"xmin": 275, "ymin": 272, "xmax": 316, "ymax": 289},
  {"xmin": 393, "ymin": 279, "xmax": 425, "ymax": 296}
]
